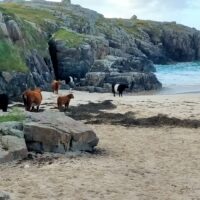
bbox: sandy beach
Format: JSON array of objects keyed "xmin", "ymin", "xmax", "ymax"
[{"xmin": 1, "ymin": 90, "xmax": 200, "ymax": 200}]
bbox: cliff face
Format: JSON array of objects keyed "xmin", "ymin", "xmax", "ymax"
[
  {"xmin": 0, "ymin": 1, "xmax": 199, "ymax": 96},
  {"xmin": 0, "ymin": 3, "xmax": 55, "ymax": 98}
]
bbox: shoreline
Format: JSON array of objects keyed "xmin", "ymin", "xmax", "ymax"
[{"xmin": 132, "ymin": 85, "xmax": 200, "ymax": 96}]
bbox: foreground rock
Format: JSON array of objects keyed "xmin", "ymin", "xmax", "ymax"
[
  {"xmin": 0, "ymin": 191, "xmax": 11, "ymax": 200},
  {"xmin": 0, "ymin": 122, "xmax": 28, "ymax": 163},
  {"xmin": 0, "ymin": 111, "xmax": 99, "ymax": 163},
  {"xmin": 24, "ymin": 111, "xmax": 99, "ymax": 153}
]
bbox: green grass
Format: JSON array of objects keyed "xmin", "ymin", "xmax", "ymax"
[
  {"xmin": 0, "ymin": 40, "xmax": 27, "ymax": 72},
  {"xmin": 53, "ymin": 28, "xmax": 86, "ymax": 48},
  {"xmin": 0, "ymin": 108, "xmax": 25, "ymax": 123},
  {"xmin": 0, "ymin": 3, "xmax": 57, "ymax": 25}
]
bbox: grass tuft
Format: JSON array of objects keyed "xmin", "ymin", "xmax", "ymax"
[
  {"xmin": 0, "ymin": 108, "xmax": 25, "ymax": 123},
  {"xmin": 53, "ymin": 28, "xmax": 86, "ymax": 48}
]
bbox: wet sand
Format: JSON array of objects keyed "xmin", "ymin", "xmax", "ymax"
[{"xmin": 1, "ymin": 90, "xmax": 200, "ymax": 200}]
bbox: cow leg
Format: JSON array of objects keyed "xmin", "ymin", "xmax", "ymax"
[
  {"xmin": 65, "ymin": 103, "xmax": 69, "ymax": 111},
  {"xmin": 2, "ymin": 106, "xmax": 7, "ymax": 112},
  {"xmin": 27, "ymin": 102, "xmax": 32, "ymax": 112}
]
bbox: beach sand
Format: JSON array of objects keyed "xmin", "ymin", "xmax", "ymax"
[{"xmin": 1, "ymin": 90, "xmax": 200, "ymax": 200}]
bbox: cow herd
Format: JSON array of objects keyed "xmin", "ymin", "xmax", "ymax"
[{"xmin": 0, "ymin": 76, "xmax": 129, "ymax": 112}]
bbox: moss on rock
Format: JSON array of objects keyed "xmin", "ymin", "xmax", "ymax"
[
  {"xmin": 53, "ymin": 28, "xmax": 86, "ymax": 48},
  {"xmin": 0, "ymin": 108, "xmax": 25, "ymax": 123}
]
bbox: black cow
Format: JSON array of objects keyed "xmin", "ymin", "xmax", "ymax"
[
  {"xmin": 112, "ymin": 83, "xmax": 128, "ymax": 97},
  {"xmin": 0, "ymin": 93, "xmax": 9, "ymax": 112}
]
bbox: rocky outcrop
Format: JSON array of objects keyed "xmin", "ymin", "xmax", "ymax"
[
  {"xmin": 1, "ymin": 1, "xmax": 200, "ymax": 96},
  {"xmin": 0, "ymin": 11, "xmax": 54, "ymax": 99},
  {"xmin": 82, "ymin": 71, "xmax": 161, "ymax": 92},
  {"xmin": 0, "ymin": 50, "xmax": 54, "ymax": 100},
  {"xmin": 51, "ymin": 40, "xmax": 95, "ymax": 80},
  {"xmin": 24, "ymin": 111, "xmax": 99, "ymax": 152},
  {"xmin": 50, "ymin": 32, "xmax": 109, "ymax": 80}
]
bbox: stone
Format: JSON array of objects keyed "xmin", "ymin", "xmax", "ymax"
[
  {"xmin": 24, "ymin": 123, "xmax": 71, "ymax": 153},
  {"xmin": 0, "ymin": 135, "xmax": 28, "ymax": 163},
  {"xmin": 0, "ymin": 191, "xmax": 11, "ymax": 200},
  {"xmin": 0, "ymin": 122, "xmax": 24, "ymax": 138},
  {"xmin": 85, "ymin": 72, "xmax": 107, "ymax": 87},
  {"xmin": 6, "ymin": 20, "xmax": 23, "ymax": 42},
  {"xmin": 24, "ymin": 111, "xmax": 99, "ymax": 152}
]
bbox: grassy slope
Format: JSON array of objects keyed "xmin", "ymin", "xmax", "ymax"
[
  {"xmin": 0, "ymin": 3, "xmax": 56, "ymax": 25},
  {"xmin": 0, "ymin": 3, "xmax": 59, "ymax": 72},
  {"xmin": 96, "ymin": 17, "xmax": 190, "ymax": 41}
]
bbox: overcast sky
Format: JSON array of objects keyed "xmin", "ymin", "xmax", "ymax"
[{"xmin": 71, "ymin": 0, "xmax": 200, "ymax": 30}]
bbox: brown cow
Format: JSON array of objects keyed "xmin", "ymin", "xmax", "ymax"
[
  {"xmin": 22, "ymin": 88, "xmax": 42, "ymax": 112},
  {"xmin": 51, "ymin": 80, "xmax": 61, "ymax": 94},
  {"xmin": 57, "ymin": 93, "xmax": 74, "ymax": 111}
]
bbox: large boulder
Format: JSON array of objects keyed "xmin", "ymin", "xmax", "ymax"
[{"xmin": 24, "ymin": 111, "xmax": 99, "ymax": 152}]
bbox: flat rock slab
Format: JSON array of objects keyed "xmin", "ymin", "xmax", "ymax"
[
  {"xmin": 0, "ymin": 191, "xmax": 11, "ymax": 200},
  {"xmin": 0, "ymin": 135, "xmax": 28, "ymax": 164},
  {"xmin": 24, "ymin": 110, "xmax": 99, "ymax": 153}
]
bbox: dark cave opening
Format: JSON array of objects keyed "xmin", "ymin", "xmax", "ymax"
[{"xmin": 48, "ymin": 40, "xmax": 59, "ymax": 80}]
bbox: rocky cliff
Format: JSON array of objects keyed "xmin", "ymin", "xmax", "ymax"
[{"xmin": 0, "ymin": 1, "xmax": 200, "ymax": 96}]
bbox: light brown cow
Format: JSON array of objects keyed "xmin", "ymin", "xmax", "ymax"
[
  {"xmin": 51, "ymin": 80, "xmax": 61, "ymax": 94},
  {"xmin": 57, "ymin": 93, "xmax": 74, "ymax": 111},
  {"xmin": 22, "ymin": 88, "xmax": 42, "ymax": 112}
]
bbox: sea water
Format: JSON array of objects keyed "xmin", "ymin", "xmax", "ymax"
[{"xmin": 155, "ymin": 62, "xmax": 200, "ymax": 94}]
